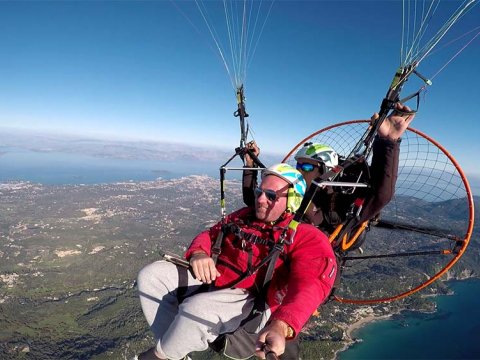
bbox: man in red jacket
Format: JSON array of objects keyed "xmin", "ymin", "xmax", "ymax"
[{"xmin": 135, "ymin": 164, "xmax": 336, "ymax": 360}]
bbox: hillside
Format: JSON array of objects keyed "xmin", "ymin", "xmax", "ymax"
[{"xmin": 0, "ymin": 179, "xmax": 478, "ymax": 359}]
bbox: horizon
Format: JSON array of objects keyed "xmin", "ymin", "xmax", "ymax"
[
  {"xmin": 1, "ymin": 125, "xmax": 480, "ymax": 196},
  {"xmin": 1, "ymin": 1, "xmax": 479, "ymax": 175}
]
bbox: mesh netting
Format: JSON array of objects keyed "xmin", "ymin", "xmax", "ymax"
[{"xmin": 283, "ymin": 120, "xmax": 474, "ymax": 303}]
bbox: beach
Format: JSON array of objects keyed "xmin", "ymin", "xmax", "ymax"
[
  {"xmin": 330, "ymin": 311, "xmax": 394, "ymax": 360},
  {"xmin": 344, "ymin": 314, "xmax": 391, "ymax": 340}
]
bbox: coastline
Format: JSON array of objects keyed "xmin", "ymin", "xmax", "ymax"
[
  {"xmin": 333, "ymin": 312, "xmax": 397, "ymax": 360},
  {"xmin": 345, "ymin": 314, "xmax": 392, "ymax": 340},
  {"xmin": 332, "ymin": 278, "xmax": 480, "ymax": 359}
]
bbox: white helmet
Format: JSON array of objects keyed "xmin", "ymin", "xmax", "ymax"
[{"xmin": 294, "ymin": 143, "xmax": 339, "ymax": 169}]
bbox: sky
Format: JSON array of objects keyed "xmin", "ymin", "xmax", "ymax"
[{"xmin": 0, "ymin": 0, "xmax": 479, "ymax": 176}]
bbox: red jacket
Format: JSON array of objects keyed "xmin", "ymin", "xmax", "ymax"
[{"xmin": 185, "ymin": 207, "xmax": 337, "ymax": 336}]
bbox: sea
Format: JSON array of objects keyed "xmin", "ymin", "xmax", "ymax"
[
  {"xmin": 339, "ymin": 279, "xmax": 480, "ymax": 360},
  {"xmin": 0, "ymin": 148, "xmax": 222, "ymax": 184}
]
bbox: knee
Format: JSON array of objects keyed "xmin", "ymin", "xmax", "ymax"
[
  {"xmin": 137, "ymin": 261, "xmax": 168, "ymax": 292},
  {"xmin": 137, "ymin": 262, "xmax": 155, "ymax": 291}
]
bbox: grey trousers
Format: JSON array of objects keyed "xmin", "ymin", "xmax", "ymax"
[{"xmin": 137, "ymin": 260, "xmax": 255, "ymax": 360}]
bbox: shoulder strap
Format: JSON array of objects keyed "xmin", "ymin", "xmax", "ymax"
[
  {"xmin": 211, "ymin": 214, "xmax": 250, "ymax": 264},
  {"xmin": 211, "ymin": 225, "xmax": 225, "ymax": 264},
  {"xmin": 229, "ymin": 232, "xmax": 286, "ymax": 289}
]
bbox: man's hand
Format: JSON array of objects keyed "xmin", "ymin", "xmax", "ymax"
[
  {"xmin": 189, "ymin": 251, "xmax": 221, "ymax": 284},
  {"xmin": 255, "ymin": 320, "xmax": 290, "ymax": 359},
  {"xmin": 245, "ymin": 140, "xmax": 260, "ymax": 167},
  {"xmin": 374, "ymin": 102, "xmax": 415, "ymax": 141}
]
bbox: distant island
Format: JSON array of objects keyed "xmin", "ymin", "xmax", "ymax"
[
  {"xmin": 151, "ymin": 169, "xmax": 174, "ymax": 176},
  {"xmin": 0, "ymin": 127, "xmax": 281, "ymax": 164}
]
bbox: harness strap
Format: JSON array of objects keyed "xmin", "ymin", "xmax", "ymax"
[
  {"xmin": 213, "ymin": 220, "xmax": 275, "ymax": 264},
  {"xmin": 176, "ymin": 265, "xmax": 189, "ymax": 300},
  {"xmin": 211, "ymin": 225, "xmax": 225, "ymax": 264},
  {"xmin": 233, "ymin": 240, "xmax": 285, "ymax": 333},
  {"xmin": 247, "ymin": 247, "xmax": 254, "ymax": 274},
  {"xmin": 226, "ymin": 223, "xmax": 275, "ymax": 247},
  {"xmin": 212, "ymin": 220, "xmax": 286, "ymax": 292},
  {"xmin": 228, "ymin": 237, "xmax": 285, "ymax": 289},
  {"xmin": 262, "ymin": 243, "xmax": 283, "ymax": 288},
  {"xmin": 174, "ymin": 265, "xmax": 209, "ymax": 303}
]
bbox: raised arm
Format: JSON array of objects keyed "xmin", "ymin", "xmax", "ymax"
[
  {"xmin": 242, "ymin": 141, "xmax": 260, "ymax": 207},
  {"xmin": 360, "ymin": 103, "xmax": 415, "ymax": 221}
]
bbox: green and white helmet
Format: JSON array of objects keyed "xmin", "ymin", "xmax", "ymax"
[
  {"xmin": 294, "ymin": 143, "xmax": 339, "ymax": 169},
  {"xmin": 261, "ymin": 163, "xmax": 306, "ymax": 213}
]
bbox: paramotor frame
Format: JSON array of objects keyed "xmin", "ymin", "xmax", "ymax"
[{"xmin": 284, "ymin": 120, "xmax": 475, "ymax": 304}]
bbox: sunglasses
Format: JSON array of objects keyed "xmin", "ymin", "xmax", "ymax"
[
  {"xmin": 254, "ymin": 187, "xmax": 284, "ymax": 201},
  {"xmin": 296, "ymin": 162, "xmax": 317, "ymax": 172}
]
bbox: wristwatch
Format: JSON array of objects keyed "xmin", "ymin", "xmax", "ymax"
[{"xmin": 285, "ymin": 325, "xmax": 295, "ymax": 339}]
